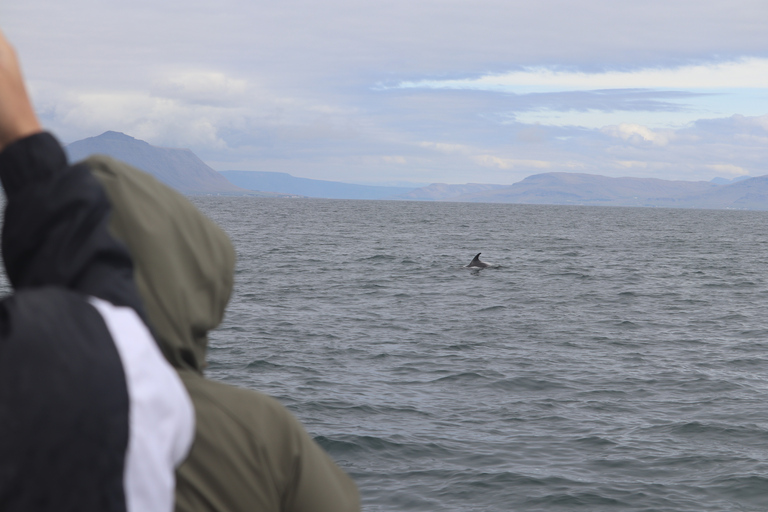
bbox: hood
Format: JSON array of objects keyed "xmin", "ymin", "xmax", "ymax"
[{"xmin": 87, "ymin": 155, "xmax": 235, "ymax": 372}]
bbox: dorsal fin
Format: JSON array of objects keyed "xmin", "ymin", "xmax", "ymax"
[{"xmin": 469, "ymin": 253, "xmax": 482, "ymax": 266}]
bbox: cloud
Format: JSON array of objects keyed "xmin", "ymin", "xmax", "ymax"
[
  {"xmin": 473, "ymin": 155, "xmax": 552, "ymax": 170},
  {"xmin": 40, "ymin": 90, "xmax": 229, "ymax": 148},
  {"xmin": 495, "ymin": 89, "xmax": 703, "ymax": 114},
  {"xmin": 8, "ymin": 0, "xmax": 768, "ymax": 87},
  {"xmin": 152, "ymin": 71, "xmax": 249, "ymax": 107},
  {"xmin": 706, "ymin": 164, "xmax": 749, "ymax": 176},
  {"xmin": 616, "ymin": 160, "xmax": 649, "ymax": 169},
  {"xmin": 398, "ymin": 58, "xmax": 768, "ymax": 92},
  {"xmin": 393, "ymin": 63, "xmax": 768, "ymax": 129},
  {"xmin": 381, "ymin": 155, "xmax": 407, "ymax": 164},
  {"xmin": 418, "ymin": 142, "xmax": 474, "ymax": 155},
  {"xmin": 601, "ymin": 123, "xmax": 672, "ymax": 146},
  {"xmin": 481, "ymin": 89, "xmax": 709, "ymax": 128},
  {"xmin": 5, "ymin": 0, "xmax": 768, "ymax": 185}
]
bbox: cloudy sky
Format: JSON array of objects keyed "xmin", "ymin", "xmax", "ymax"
[{"xmin": 4, "ymin": 0, "xmax": 768, "ymax": 185}]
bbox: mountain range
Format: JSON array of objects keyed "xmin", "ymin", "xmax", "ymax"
[
  {"xmin": 64, "ymin": 132, "xmax": 768, "ymax": 210},
  {"xmin": 220, "ymin": 170, "xmax": 413, "ymax": 200},
  {"xmin": 66, "ymin": 132, "xmax": 259, "ymax": 195}
]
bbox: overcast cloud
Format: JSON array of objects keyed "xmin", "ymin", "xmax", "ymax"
[{"xmin": 3, "ymin": 0, "xmax": 768, "ymax": 184}]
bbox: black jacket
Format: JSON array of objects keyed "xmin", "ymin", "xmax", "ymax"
[{"xmin": 0, "ymin": 133, "xmax": 193, "ymax": 512}]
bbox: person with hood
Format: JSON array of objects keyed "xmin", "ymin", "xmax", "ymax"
[
  {"xmin": 0, "ymin": 29, "xmax": 194, "ymax": 512},
  {"xmin": 86, "ymin": 153, "xmax": 361, "ymax": 511}
]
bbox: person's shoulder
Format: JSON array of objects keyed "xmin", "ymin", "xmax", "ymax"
[
  {"xmin": 5, "ymin": 287, "xmax": 102, "ymax": 328},
  {"xmin": 1, "ymin": 287, "xmax": 127, "ymax": 373}
]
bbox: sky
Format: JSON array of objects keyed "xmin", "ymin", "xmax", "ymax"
[{"xmin": 4, "ymin": 0, "xmax": 768, "ymax": 185}]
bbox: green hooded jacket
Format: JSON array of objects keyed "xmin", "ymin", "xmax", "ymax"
[{"xmin": 88, "ymin": 155, "xmax": 360, "ymax": 512}]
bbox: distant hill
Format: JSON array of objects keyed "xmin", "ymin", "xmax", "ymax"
[
  {"xmin": 62, "ymin": 133, "xmax": 768, "ymax": 208},
  {"xmin": 221, "ymin": 170, "xmax": 416, "ymax": 200},
  {"xmin": 448, "ymin": 173, "xmax": 718, "ymax": 205},
  {"xmin": 690, "ymin": 175, "xmax": 768, "ymax": 209},
  {"xmin": 390, "ymin": 182, "xmax": 508, "ymax": 200},
  {"xmin": 430, "ymin": 172, "xmax": 768, "ymax": 209},
  {"xmin": 66, "ymin": 132, "xmax": 258, "ymax": 195},
  {"xmin": 710, "ymin": 176, "xmax": 750, "ymax": 185}
]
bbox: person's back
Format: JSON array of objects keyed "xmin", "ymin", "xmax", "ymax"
[
  {"xmin": 88, "ymin": 155, "xmax": 360, "ymax": 512},
  {"xmin": 176, "ymin": 375, "xmax": 359, "ymax": 511}
]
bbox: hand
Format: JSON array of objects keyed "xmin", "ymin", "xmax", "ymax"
[{"xmin": 0, "ymin": 29, "xmax": 41, "ymax": 151}]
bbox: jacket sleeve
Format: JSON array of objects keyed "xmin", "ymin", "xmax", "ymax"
[{"xmin": 0, "ymin": 132, "xmax": 144, "ymax": 313}]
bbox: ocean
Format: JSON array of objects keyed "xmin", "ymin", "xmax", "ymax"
[
  {"xmin": 6, "ymin": 197, "xmax": 768, "ymax": 510},
  {"xmin": 189, "ymin": 198, "xmax": 768, "ymax": 511}
]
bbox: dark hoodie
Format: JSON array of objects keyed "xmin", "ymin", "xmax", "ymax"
[{"xmin": 88, "ymin": 155, "xmax": 360, "ymax": 512}]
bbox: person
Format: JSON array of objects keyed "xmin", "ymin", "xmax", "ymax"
[
  {"xmin": 0, "ymin": 29, "xmax": 194, "ymax": 512},
  {"xmin": 85, "ymin": 149, "xmax": 361, "ymax": 511}
]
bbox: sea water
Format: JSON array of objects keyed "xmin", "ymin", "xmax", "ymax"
[
  {"xmin": 189, "ymin": 198, "xmax": 768, "ymax": 511},
  {"xmin": 5, "ymin": 197, "xmax": 767, "ymax": 511}
]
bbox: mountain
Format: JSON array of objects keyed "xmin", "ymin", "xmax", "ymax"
[
  {"xmin": 689, "ymin": 175, "xmax": 768, "ymax": 209},
  {"xmin": 390, "ymin": 182, "xmax": 508, "ymax": 201},
  {"xmin": 65, "ymin": 132, "xmax": 256, "ymax": 195},
  {"xmin": 710, "ymin": 176, "xmax": 750, "ymax": 185},
  {"xmin": 448, "ymin": 173, "xmax": 718, "ymax": 205},
  {"xmin": 434, "ymin": 172, "xmax": 768, "ymax": 209},
  {"xmin": 62, "ymin": 133, "xmax": 768, "ymax": 208},
  {"xmin": 220, "ymin": 170, "xmax": 416, "ymax": 199}
]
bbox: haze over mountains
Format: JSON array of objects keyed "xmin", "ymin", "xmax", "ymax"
[{"xmin": 65, "ymin": 132, "xmax": 768, "ymax": 210}]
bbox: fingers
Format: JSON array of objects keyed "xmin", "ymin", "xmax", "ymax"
[{"xmin": 0, "ymin": 29, "xmax": 42, "ymax": 151}]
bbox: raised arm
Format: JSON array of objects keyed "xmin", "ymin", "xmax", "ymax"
[
  {"xmin": 0, "ymin": 29, "xmax": 40, "ymax": 151},
  {"xmin": 0, "ymin": 30, "xmax": 142, "ymax": 313}
]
